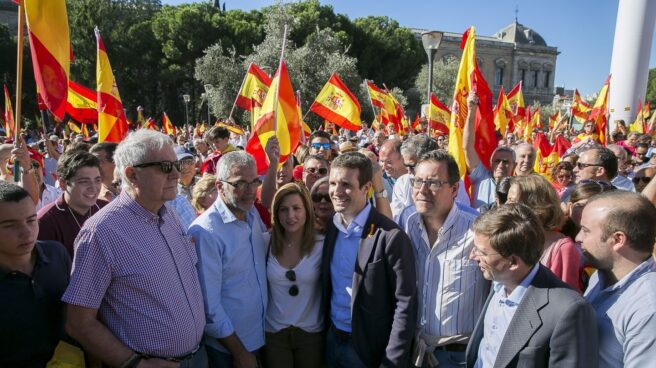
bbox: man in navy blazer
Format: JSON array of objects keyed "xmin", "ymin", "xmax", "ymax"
[
  {"xmin": 465, "ymin": 203, "xmax": 598, "ymax": 368},
  {"xmin": 322, "ymin": 152, "xmax": 417, "ymax": 368}
]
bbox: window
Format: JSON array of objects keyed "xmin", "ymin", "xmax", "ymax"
[
  {"xmin": 544, "ymin": 71, "xmax": 551, "ymax": 88},
  {"xmin": 495, "ymin": 67, "xmax": 504, "ymax": 86},
  {"xmin": 532, "ymin": 70, "xmax": 539, "ymax": 87},
  {"xmin": 520, "ymin": 69, "xmax": 526, "ymax": 84}
]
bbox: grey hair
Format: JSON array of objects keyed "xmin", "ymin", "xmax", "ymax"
[
  {"xmin": 216, "ymin": 151, "xmax": 256, "ymax": 181},
  {"xmin": 400, "ymin": 134, "xmax": 437, "ymax": 158},
  {"xmin": 606, "ymin": 144, "xmax": 628, "ymax": 161},
  {"xmin": 114, "ymin": 130, "xmax": 173, "ymax": 186},
  {"xmin": 491, "ymin": 146, "xmax": 516, "ymax": 163}
]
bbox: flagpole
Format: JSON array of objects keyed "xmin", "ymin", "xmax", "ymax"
[
  {"xmin": 273, "ymin": 24, "xmax": 288, "ymax": 134},
  {"xmin": 428, "ymin": 92, "xmax": 434, "ymax": 137},
  {"xmin": 13, "ymin": 0, "xmax": 26, "ymax": 183},
  {"xmin": 297, "ymin": 90, "xmax": 307, "ymax": 145},
  {"xmin": 228, "ymin": 62, "xmax": 253, "ymax": 121}
]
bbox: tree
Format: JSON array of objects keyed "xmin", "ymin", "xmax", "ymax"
[
  {"xmin": 413, "ymin": 56, "xmax": 459, "ymax": 107},
  {"xmin": 646, "ymin": 67, "xmax": 656, "ymax": 107}
]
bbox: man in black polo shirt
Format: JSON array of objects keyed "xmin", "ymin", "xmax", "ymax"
[{"xmin": 0, "ymin": 182, "xmax": 71, "ymax": 367}]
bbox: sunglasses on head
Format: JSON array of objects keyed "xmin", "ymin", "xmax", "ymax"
[
  {"xmin": 133, "ymin": 160, "xmax": 182, "ymax": 174},
  {"xmin": 311, "ymin": 192, "xmax": 331, "ymax": 203},
  {"xmin": 311, "ymin": 142, "xmax": 331, "ymax": 150},
  {"xmin": 305, "ymin": 167, "xmax": 328, "ymax": 175},
  {"xmin": 285, "ymin": 270, "xmax": 299, "ymax": 296}
]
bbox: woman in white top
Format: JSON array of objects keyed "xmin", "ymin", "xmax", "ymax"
[{"xmin": 263, "ymin": 182, "xmax": 324, "ymax": 368}]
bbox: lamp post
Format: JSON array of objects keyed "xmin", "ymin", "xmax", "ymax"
[
  {"xmin": 203, "ymin": 84, "xmax": 213, "ymax": 123},
  {"xmin": 421, "ymin": 31, "xmax": 444, "ymax": 104},
  {"xmin": 182, "ymin": 94, "xmax": 190, "ymax": 125}
]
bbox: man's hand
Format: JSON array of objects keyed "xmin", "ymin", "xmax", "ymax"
[
  {"xmin": 234, "ymin": 351, "xmax": 258, "ymax": 368},
  {"xmin": 265, "ymin": 137, "xmax": 280, "ymax": 165},
  {"xmin": 467, "ymin": 91, "xmax": 479, "ymax": 111},
  {"xmin": 136, "ymin": 358, "xmax": 180, "ymax": 368},
  {"xmin": 11, "ymin": 136, "xmax": 31, "ymax": 170}
]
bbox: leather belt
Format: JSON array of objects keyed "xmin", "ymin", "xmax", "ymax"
[
  {"xmin": 435, "ymin": 343, "xmax": 467, "ymax": 352},
  {"xmin": 141, "ymin": 344, "xmax": 201, "ymax": 362}
]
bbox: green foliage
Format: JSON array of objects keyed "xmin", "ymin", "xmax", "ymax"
[
  {"xmin": 646, "ymin": 68, "xmax": 656, "ymax": 107},
  {"xmin": 414, "ymin": 57, "xmax": 459, "ymax": 107}
]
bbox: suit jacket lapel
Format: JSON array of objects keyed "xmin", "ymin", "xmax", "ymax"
[{"xmin": 493, "ymin": 282, "xmax": 548, "ymax": 368}]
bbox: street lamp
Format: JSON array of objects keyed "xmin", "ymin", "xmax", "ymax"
[
  {"xmin": 421, "ymin": 31, "xmax": 444, "ymax": 104},
  {"xmin": 203, "ymin": 84, "xmax": 213, "ymax": 123},
  {"xmin": 182, "ymin": 94, "xmax": 190, "ymax": 125}
]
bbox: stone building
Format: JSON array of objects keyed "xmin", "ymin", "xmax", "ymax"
[
  {"xmin": 0, "ymin": 0, "xmax": 17, "ymax": 34},
  {"xmin": 414, "ymin": 19, "xmax": 559, "ymax": 105}
]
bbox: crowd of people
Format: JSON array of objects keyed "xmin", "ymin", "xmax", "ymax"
[{"xmin": 1, "ymin": 91, "xmax": 656, "ymax": 368}]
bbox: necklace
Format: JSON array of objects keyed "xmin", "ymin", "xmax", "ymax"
[{"xmin": 68, "ymin": 206, "xmax": 90, "ymax": 230}]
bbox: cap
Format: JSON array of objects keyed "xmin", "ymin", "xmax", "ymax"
[
  {"xmin": 49, "ymin": 135, "xmax": 59, "ymax": 141},
  {"xmin": 174, "ymin": 145, "xmax": 194, "ymax": 161}
]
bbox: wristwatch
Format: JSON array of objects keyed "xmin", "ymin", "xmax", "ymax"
[
  {"xmin": 120, "ymin": 353, "xmax": 143, "ymax": 368},
  {"xmin": 374, "ymin": 189, "xmax": 388, "ymax": 199}
]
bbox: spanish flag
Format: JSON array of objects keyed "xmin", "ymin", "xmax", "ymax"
[
  {"xmin": 297, "ymin": 91, "xmax": 311, "ymax": 142},
  {"xmin": 532, "ymin": 131, "xmax": 552, "ymax": 174},
  {"xmin": 425, "ymin": 93, "xmax": 450, "ymax": 135},
  {"xmin": 588, "ymin": 75, "xmax": 611, "ymax": 146},
  {"xmin": 24, "ymin": 0, "xmax": 70, "ymax": 120},
  {"xmin": 66, "ymin": 81, "xmax": 97, "ymax": 125},
  {"xmin": 366, "ymin": 80, "xmax": 386, "ymax": 108},
  {"xmin": 246, "ymin": 60, "xmax": 301, "ymax": 175},
  {"xmin": 548, "ymin": 110, "xmax": 561, "ymax": 130},
  {"xmin": 144, "ymin": 117, "xmax": 158, "ymax": 131},
  {"xmin": 310, "ymin": 73, "xmax": 361, "ymax": 132},
  {"xmin": 629, "ymin": 99, "xmax": 646, "ymax": 133},
  {"xmin": 4, "ymin": 85, "xmax": 15, "ymax": 139},
  {"xmin": 448, "ymin": 27, "xmax": 496, "ymax": 176},
  {"xmin": 162, "ymin": 112, "xmax": 176, "ymax": 136},
  {"xmin": 216, "ymin": 121, "xmax": 245, "ymax": 135},
  {"xmin": 81, "ymin": 122, "xmax": 90, "ymax": 139},
  {"xmin": 136, "ymin": 107, "xmax": 146, "ymax": 128},
  {"xmin": 68, "ymin": 121, "xmax": 81, "ymax": 134},
  {"xmin": 506, "ymin": 82, "xmax": 525, "ymax": 117},
  {"xmin": 571, "ymin": 89, "xmax": 592, "ymax": 123},
  {"xmin": 96, "ymin": 27, "xmax": 128, "ymax": 143},
  {"xmin": 493, "ymin": 86, "xmax": 514, "ymax": 135},
  {"xmin": 235, "ymin": 63, "xmax": 272, "ymax": 111}
]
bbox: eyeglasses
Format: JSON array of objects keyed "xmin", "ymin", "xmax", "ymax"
[
  {"xmin": 133, "ymin": 160, "xmax": 182, "ymax": 174},
  {"xmin": 221, "ymin": 178, "xmax": 262, "ymax": 191},
  {"xmin": 305, "ymin": 167, "xmax": 328, "ymax": 175},
  {"xmin": 311, "ymin": 192, "xmax": 331, "ymax": 203},
  {"xmin": 576, "ymin": 162, "xmax": 602, "ymax": 170},
  {"xmin": 633, "ymin": 176, "xmax": 653, "ymax": 185},
  {"xmin": 471, "ymin": 247, "xmax": 501, "ymax": 257},
  {"xmin": 311, "ymin": 142, "xmax": 331, "ymax": 150},
  {"xmin": 286, "ymin": 270, "xmax": 299, "ymax": 296},
  {"xmin": 412, "ymin": 178, "xmax": 450, "ymax": 190}
]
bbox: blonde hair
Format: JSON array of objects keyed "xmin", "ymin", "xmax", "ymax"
[
  {"xmin": 510, "ymin": 174, "xmax": 564, "ymax": 230},
  {"xmin": 270, "ymin": 182, "xmax": 316, "ymax": 257},
  {"xmin": 191, "ymin": 174, "xmax": 217, "ymax": 213}
]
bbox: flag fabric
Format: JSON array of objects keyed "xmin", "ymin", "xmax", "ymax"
[
  {"xmin": 448, "ymin": 27, "xmax": 496, "ymax": 175},
  {"xmin": 216, "ymin": 121, "xmax": 245, "ymax": 135},
  {"xmin": 493, "ymin": 86, "xmax": 514, "ymax": 135},
  {"xmin": 24, "ymin": 0, "xmax": 70, "ymax": 120},
  {"xmin": 96, "ymin": 28, "xmax": 128, "ymax": 143},
  {"xmin": 548, "ymin": 110, "xmax": 562, "ymax": 130},
  {"xmin": 4, "ymin": 85, "xmax": 15, "ymax": 140},
  {"xmin": 136, "ymin": 107, "xmax": 146, "ymax": 128},
  {"xmin": 66, "ymin": 81, "xmax": 97, "ymax": 124},
  {"xmin": 366, "ymin": 80, "xmax": 387, "ymax": 108},
  {"xmin": 629, "ymin": 99, "xmax": 646, "ymax": 133},
  {"xmin": 571, "ymin": 89, "xmax": 592, "ymax": 123},
  {"xmin": 144, "ymin": 117, "xmax": 158, "ymax": 130},
  {"xmin": 235, "ymin": 63, "xmax": 272, "ymax": 111},
  {"xmin": 246, "ymin": 60, "xmax": 301, "ymax": 175},
  {"xmin": 425, "ymin": 93, "xmax": 451, "ymax": 135},
  {"xmin": 68, "ymin": 121, "xmax": 81, "ymax": 134},
  {"xmin": 506, "ymin": 81, "xmax": 525, "ymax": 118},
  {"xmin": 387, "ymin": 91, "xmax": 407, "ymax": 135},
  {"xmin": 532, "ymin": 132, "xmax": 552, "ymax": 174},
  {"xmin": 81, "ymin": 122, "xmax": 90, "ymax": 139},
  {"xmin": 588, "ymin": 75, "xmax": 611, "ymax": 146},
  {"xmin": 524, "ymin": 107, "xmax": 541, "ymax": 143},
  {"xmin": 297, "ymin": 91, "xmax": 311, "ymax": 142},
  {"xmin": 162, "ymin": 113, "xmax": 176, "ymax": 136},
  {"xmin": 647, "ymin": 107, "xmax": 656, "ymax": 134},
  {"xmin": 411, "ymin": 113, "xmax": 421, "ymax": 131},
  {"xmin": 310, "ymin": 73, "xmax": 361, "ymax": 132}
]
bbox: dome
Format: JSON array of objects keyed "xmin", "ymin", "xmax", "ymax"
[{"xmin": 494, "ymin": 21, "xmax": 548, "ymax": 47}]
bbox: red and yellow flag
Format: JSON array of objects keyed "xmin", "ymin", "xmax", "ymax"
[
  {"xmin": 81, "ymin": 122, "xmax": 90, "ymax": 139},
  {"xmin": 246, "ymin": 60, "xmax": 301, "ymax": 175},
  {"xmin": 235, "ymin": 63, "xmax": 272, "ymax": 111},
  {"xmin": 506, "ymin": 82, "xmax": 525, "ymax": 121},
  {"xmin": 548, "ymin": 110, "xmax": 562, "ymax": 130},
  {"xmin": 216, "ymin": 121, "xmax": 245, "ymax": 135},
  {"xmin": 532, "ymin": 131, "xmax": 552, "ymax": 174},
  {"xmin": 310, "ymin": 73, "xmax": 361, "ymax": 132},
  {"xmin": 68, "ymin": 121, "xmax": 81, "ymax": 134},
  {"xmin": 3, "ymin": 85, "xmax": 15, "ymax": 139},
  {"xmin": 24, "ymin": 0, "xmax": 70, "ymax": 120},
  {"xmin": 366, "ymin": 81, "xmax": 387, "ymax": 108},
  {"xmin": 448, "ymin": 27, "xmax": 496, "ymax": 176},
  {"xmin": 136, "ymin": 107, "xmax": 146, "ymax": 128},
  {"xmin": 162, "ymin": 112, "xmax": 176, "ymax": 136},
  {"xmin": 144, "ymin": 117, "xmax": 158, "ymax": 131},
  {"xmin": 571, "ymin": 89, "xmax": 592, "ymax": 123},
  {"xmin": 493, "ymin": 86, "xmax": 514, "ymax": 135},
  {"xmin": 425, "ymin": 93, "xmax": 451, "ymax": 135},
  {"xmin": 296, "ymin": 91, "xmax": 311, "ymax": 142},
  {"xmin": 66, "ymin": 81, "xmax": 97, "ymax": 125},
  {"xmin": 588, "ymin": 75, "xmax": 611, "ymax": 146},
  {"xmin": 629, "ymin": 99, "xmax": 646, "ymax": 133},
  {"xmin": 96, "ymin": 28, "xmax": 128, "ymax": 143}
]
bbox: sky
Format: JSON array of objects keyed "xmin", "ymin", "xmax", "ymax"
[{"xmin": 164, "ymin": 0, "xmax": 654, "ymax": 96}]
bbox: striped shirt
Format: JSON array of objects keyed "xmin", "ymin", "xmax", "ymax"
[
  {"xmin": 403, "ymin": 202, "xmax": 488, "ymax": 339},
  {"xmin": 62, "ymin": 192, "xmax": 206, "ymax": 357}
]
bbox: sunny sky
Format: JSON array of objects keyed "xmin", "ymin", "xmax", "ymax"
[{"xmin": 164, "ymin": 0, "xmax": 654, "ymax": 96}]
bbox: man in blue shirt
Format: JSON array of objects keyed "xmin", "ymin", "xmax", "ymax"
[
  {"xmin": 322, "ymin": 152, "xmax": 417, "ymax": 367},
  {"xmin": 466, "ymin": 203, "xmax": 597, "ymax": 368},
  {"xmin": 189, "ymin": 151, "xmax": 268, "ymax": 368},
  {"xmin": 577, "ymin": 191, "xmax": 656, "ymax": 368}
]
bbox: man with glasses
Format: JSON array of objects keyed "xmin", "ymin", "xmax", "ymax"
[
  {"xmin": 189, "ymin": 151, "xmax": 268, "ymax": 368},
  {"xmin": 466, "ymin": 203, "xmax": 597, "ymax": 367},
  {"xmin": 64, "ymin": 130, "xmax": 208, "ymax": 367},
  {"xmin": 573, "ymin": 147, "xmax": 618, "ymax": 184},
  {"xmin": 309, "ymin": 131, "xmax": 333, "ymax": 161},
  {"xmin": 402, "ymin": 150, "xmax": 487, "ymax": 367},
  {"xmin": 37, "ymin": 150, "xmax": 107, "ymax": 258},
  {"xmin": 303, "ymin": 154, "xmax": 329, "ymax": 191}
]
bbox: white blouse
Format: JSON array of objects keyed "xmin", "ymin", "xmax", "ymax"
[{"xmin": 265, "ymin": 234, "xmax": 324, "ymax": 333}]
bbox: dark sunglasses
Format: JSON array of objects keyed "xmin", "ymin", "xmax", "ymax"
[
  {"xmin": 633, "ymin": 176, "xmax": 653, "ymax": 185},
  {"xmin": 576, "ymin": 162, "xmax": 602, "ymax": 170},
  {"xmin": 311, "ymin": 193, "xmax": 331, "ymax": 203},
  {"xmin": 311, "ymin": 142, "xmax": 331, "ymax": 150},
  {"xmin": 285, "ymin": 270, "xmax": 299, "ymax": 297},
  {"xmin": 133, "ymin": 160, "xmax": 181, "ymax": 174},
  {"xmin": 305, "ymin": 167, "xmax": 328, "ymax": 175}
]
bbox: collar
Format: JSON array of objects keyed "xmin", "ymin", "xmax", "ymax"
[
  {"xmin": 494, "ymin": 263, "xmax": 540, "ymax": 306},
  {"xmin": 416, "ymin": 201, "xmax": 458, "ymax": 247},
  {"xmin": 213, "ymin": 194, "xmax": 253, "ymax": 225},
  {"xmin": 119, "ymin": 191, "xmax": 166, "ymax": 221},
  {"xmin": 333, "ymin": 203, "xmax": 372, "ymax": 236},
  {"xmin": 0, "ymin": 241, "xmax": 50, "ymax": 278},
  {"xmin": 597, "ymin": 257, "xmax": 656, "ymax": 293}
]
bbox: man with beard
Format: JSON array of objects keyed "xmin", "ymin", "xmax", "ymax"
[
  {"xmin": 577, "ymin": 191, "xmax": 656, "ymax": 368},
  {"xmin": 463, "ymin": 92, "xmax": 517, "ymax": 209},
  {"xmin": 189, "ymin": 151, "xmax": 268, "ymax": 367}
]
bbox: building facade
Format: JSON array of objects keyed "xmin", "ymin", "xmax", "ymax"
[{"xmin": 414, "ymin": 20, "xmax": 559, "ymax": 105}]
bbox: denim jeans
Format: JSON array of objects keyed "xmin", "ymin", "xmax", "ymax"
[
  {"xmin": 325, "ymin": 327, "xmax": 366, "ymax": 368},
  {"xmin": 206, "ymin": 345, "xmax": 262, "ymax": 368}
]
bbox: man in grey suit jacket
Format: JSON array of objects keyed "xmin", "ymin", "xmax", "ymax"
[
  {"xmin": 322, "ymin": 152, "xmax": 417, "ymax": 368},
  {"xmin": 465, "ymin": 203, "xmax": 598, "ymax": 368}
]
